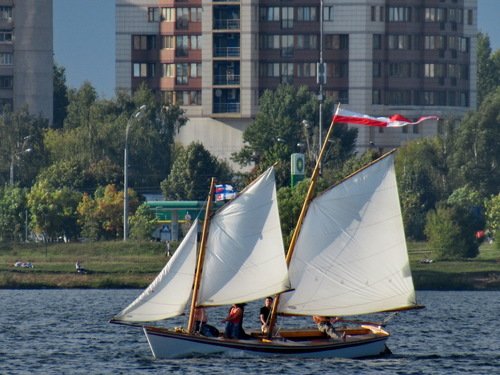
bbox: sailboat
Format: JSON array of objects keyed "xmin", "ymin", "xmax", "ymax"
[{"xmin": 111, "ymin": 111, "xmax": 421, "ymax": 359}]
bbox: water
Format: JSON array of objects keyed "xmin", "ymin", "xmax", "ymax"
[{"xmin": 1, "ymin": 290, "xmax": 499, "ymax": 374}]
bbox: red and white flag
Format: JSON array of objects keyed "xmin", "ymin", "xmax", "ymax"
[{"xmin": 333, "ymin": 108, "xmax": 439, "ymax": 128}]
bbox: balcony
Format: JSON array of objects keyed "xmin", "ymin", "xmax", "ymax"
[
  {"xmin": 213, "ymin": 18, "xmax": 240, "ymax": 30},
  {"xmin": 214, "ymin": 74, "xmax": 240, "ymax": 85},
  {"xmin": 213, "ymin": 102, "xmax": 240, "ymax": 113},
  {"xmin": 213, "ymin": 46, "xmax": 240, "ymax": 57}
]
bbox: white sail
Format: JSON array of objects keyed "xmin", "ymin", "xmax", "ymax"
[
  {"xmin": 113, "ymin": 219, "xmax": 199, "ymax": 322},
  {"xmin": 278, "ymin": 154, "xmax": 416, "ymax": 316},
  {"xmin": 198, "ymin": 167, "xmax": 290, "ymax": 306}
]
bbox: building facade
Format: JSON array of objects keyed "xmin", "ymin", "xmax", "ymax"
[
  {"xmin": 116, "ymin": 0, "xmax": 477, "ymax": 163},
  {"xmin": 0, "ymin": 0, "xmax": 53, "ymax": 123}
]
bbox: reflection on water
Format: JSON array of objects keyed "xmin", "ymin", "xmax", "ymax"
[{"xmin": 1, "ymin": 290, "xmax": 499, "ymax": 374}]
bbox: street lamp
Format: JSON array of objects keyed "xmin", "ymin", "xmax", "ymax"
[
  {"xmin": 10, "ymin": 136, "xmax": 32, "ymax": 186},
  {"xmin": 123, "ymin": 105, "xmax": 147, "ymax": 241}
]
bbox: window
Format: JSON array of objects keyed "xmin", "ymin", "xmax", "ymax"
[
  {"xmin": 371, "ymin": 6, "xmax": 376, "ymax": 21},
  {"xmin": 324, "ymin": 6, "xmax": 334, "ymax": 21},
  {"xmin": 133, "ymin": 63, "xmax": 155, "ymax": 78},
  {"xmin": 424, "ymin": 35, "xmax": 444, "ymax": 50},
  {"xmin": 176, "ymin": 35, "xmax": 189, "ymax": 56},
  {"xmin": 190, "ymin": 35, "xmax": 201, "ymax": 49},
  {"xmin": 389, "ymin": 63, "xmax": 411, "ymax": 78},
  {"xmin": 424, "ymin": 8, "xmax": 445, "ymax": 22},
  {"xmin": 467, "ymin": 9, "xmax": 473, "ymax": 25},
  {"xmin": 325, "ymin": 34, "xmax": 348, "ymax": 49},
  {"xmin": 458, "ymin": 37, "xmax": 468, "ymax": 52},
  {"xmin": 387, "ymin": 90, "xmax": 411, "ymax": 105},
  {"xmin": 448, "ymin": 8, "xmax": 463, "ymax": 23},
  {"xmin": 0, "ymin": 6, "xmax": 12, "ymax": 20},
  {"xmin": 328, "ymin": 62, "xmax": 348, "ymax": 78},
  {"xmin": 160, "ymin": 7, "xmax": 175, "ymax": 22},
  {"xmin": 260, "ymin": 7, "xmax": 280, "ymax": 21},
  {"xmin": 190, "ymin": 63, "xmax": 201, "ymax": 78},
  {"xmin": 424, "ymin": 63, "xmax": 445, "ymax": 78},
  {"xmin": 176, "ymin": 63, "xmax": 189, "ymax": 84},
  {"xmin": 148, "ymin": 7, "xmax": 159, "ymax": 22},
  {"xmin": 133, "ymin": 35, "xmax": 156, "ymax": 50},
  {"xmin": 0, "ymin": 52, "xmax": 12, "ymax": 65},
  {"xmin": 190, "ymin": 8, "xmax": 202, "ymax": 22},
  {"xmin": 260, "ymin": 63, "xmax": 280, "ymax": 77},
  {"xmin": 297, "ymin": 63, "xmax": 316, "ymax": 77},
  {"xmin": 162, "ymin": 36, "xmax": 175, "ymax": 49},
  {"xmin": 373, "ymin": 62, "xmax": 382, "ymax": 77},
  {"xmin": 372, "ymin": 89, "xmax": 382, "ymax": 105},
  {"xmin": 388, "ymin": 7, "xmax": 411, "ymax": 22},
  {"xmin": 297, "ymin": 7, "xmax": 317, "ymax": 21},
  {"xmin": 296, "ymin": 35, "xmax": 317, "ymax": 49},
  {"xmin": 373, "ymin": 34, "xmax": 382, "ymax": 49},
  {"xmin": 260, "ymin": 35, "xmax": 280, "ymax": 49},
  {"xmin": 388, "ymin": 35, "xmax": 411, "ymax": 50},
  {"xmin": 281, "ymin": 63, "xmax": 294, "ymax": 83},
  {"xmin": 0, "ymin": 30, "xmax": 12, "ymax": 42},
  {"xmin": 176, "ymin": 8, "xmax": 190, "ymax": 29},
  {"xmin": 281, "ymin": 7, "xmax": 294, "ymax": 29},
  {"xmin": 281, "ymin": 35, "xmax": 294, "ymax": 57},
  {"xmin": 162, "ymin": 64, "xmax": 175, "ymax": 77},
  {"xmin": 0, "ymin": 75, "xmax": 12, "ymax": 89}
]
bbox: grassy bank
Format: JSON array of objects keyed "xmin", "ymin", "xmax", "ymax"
[{"xmin": 1, "ymin": 240, "xmax": 499, "ymax": 290}]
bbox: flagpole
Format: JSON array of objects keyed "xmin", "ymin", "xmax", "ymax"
[{"xmin": 267, "ymin": 103, "xmax": 342, "ymax": 338}]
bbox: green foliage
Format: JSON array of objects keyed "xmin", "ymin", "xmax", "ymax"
[
  {"xmin": 27, "ymin": 179, "xmax": 82, "ymax": 241},
  {"xmin": 477, "ymin": 33, "xmax": 500, "ymax": 106},
  {"xmin": 53, "ymin": 64, "xmax": 69, "ymax": 129},
  {"xmin": 0, "ymin": 106, "xmax": 48, "ymax": 186},
  {"xmin": 77, "ymin": 184, "xmax": 139, "ymax": 241},
  {"xmin": 447, "ymin": 87, "xmax": 500, "ymax": 197},
  {"xmin": 0, "ymin": 186, "xmax": 27, "ymax": 242},
  {"xmin": 231, "ymin": 84, "xmax": 356, "ymax": 188},
  {"xmin": 425, "ymin": 204, "xmax": 479, "ymax": 260},
  {"xmin": 485, "ymin": 193, "xmax": 500, "ymax": 247},
  {"xmin": 161, "ymin": 142, "xmax": 232, "ymax": 200},
  {"xmin": 129, "ymin": 203, "xmax": 158, "ymax": 241},
  {"xmin": 395, "ymin": 138, "xmax": 448, "ymax": 240}
]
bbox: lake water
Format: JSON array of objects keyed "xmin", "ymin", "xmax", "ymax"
[{"xmin": 1, "ymin": 290, "xmax": 499, "ymax": 374}]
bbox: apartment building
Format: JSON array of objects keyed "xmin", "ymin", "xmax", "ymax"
[
  {"xmin": 0, "ymin": 0, "xmax": 53, "ymax": 123},
  {"xmin": 116, "ymin": 0, "xmax": 477, "ymax": 163}
]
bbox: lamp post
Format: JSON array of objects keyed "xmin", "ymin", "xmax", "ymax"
[
  {"xmin": 123, "ymin": 105, "xmax": 146, "ymax": 241},
  {"xmin": 10, "ymin": 136, "xmax": 32, "ymax": 186}
]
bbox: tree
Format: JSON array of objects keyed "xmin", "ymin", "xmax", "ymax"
[
  {"xmin": 425, "ymin": 204, "xmax": 479, "ymax": 260},
  {"xmin": 477, "ymin": 33, "xmax": 500, "ymax": 106},
  {"xmin": 447, "ymin": 87, "xmax": 500, "ymax": 197},
  {"xmin": 231, "ymin": 84, "xmax": 356, "ymax": 187},
  {"xmin": 485, "ymin": 193, "xmax": 500, "ymax": 248},
  {"xmin": 77, "ymin": 184, "xmax": 140, "ymax": 240},
  {"xmin": 0, "ymin": 106, "xmax": 48, "ymax": 186},
  {"xmin": 0, "ymin": 186, "xmax": 27, "ymax": 242},
  {"xmin": 27, "ymin": 180, "xmax": 82, "ymax": 241},
  {"xmin": 395, "ymin": 138, "xmax": 448, "ymax": 240},
  {"xmin": 129, "ymin": 203, "xmax": 157, "ymax": 240},
  {"xmin": 53, "ymin": 64, "xmax": 69, "ymax": 129},
  {"xmin": 161, "ymin": 142, "xmax": 232, "ymax": 200}
]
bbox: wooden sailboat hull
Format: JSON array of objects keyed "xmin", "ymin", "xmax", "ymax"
[{"xmin": 143, "ymin": 326, "xmax": 390, "ymax": 359}]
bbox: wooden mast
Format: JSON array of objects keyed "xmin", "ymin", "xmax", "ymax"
[
  {"xmin": 267, "ymin": 104, "xmax": 341, "ymax": 338},
  {"xmin": 187, "ymin": 177, "xmax": 216, "ymax": 333}
]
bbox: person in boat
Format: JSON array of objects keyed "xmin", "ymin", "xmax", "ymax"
[
  {"xmin": 312, "ymin": 316, "xmax": 344, "ymax": 340},
  {"xmin": 259, "ymin": 297, "xmax": 273, "ymax": 334},
  {"xmin": 194, "ymin": 307, "xmax": 219, "ymax": 337},
  {"xmin": 222, "ymin": 303, "xmax": 247, "ymax": 339}
]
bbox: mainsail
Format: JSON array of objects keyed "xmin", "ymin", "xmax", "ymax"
[
  {"xmin": 113, "ymin": 218, "xmax": 199, "ymax": 322},
  {"xmin": 278, "ymin": 153, "xmax": 416, "ymax": 316},
  {"xmin": 198, "ymin": 167, "xmax": 290, "ymax": 306}
]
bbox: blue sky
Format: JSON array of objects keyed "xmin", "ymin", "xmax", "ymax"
[{"xmin": 53, "ymin": 0, "xmax": 500, "ymax": 99}]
